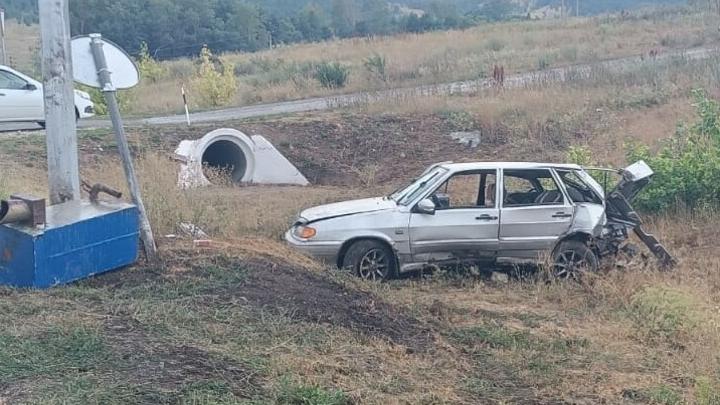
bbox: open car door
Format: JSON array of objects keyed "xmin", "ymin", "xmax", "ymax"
[{"xmin": 605, "ymin": 161, "xmax": 676, "ymax": 268}]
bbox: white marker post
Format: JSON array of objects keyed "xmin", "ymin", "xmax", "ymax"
[
  {"xmin": 181, "ymin": 84, "xmax": 191, "ymax": 126},
  {"xmin": 0, "ymin": 8, "xmax": 6, "ymax": 65},
  {"xmin": 38, "ymin": 0, "xmax": 81, "ymax": 204},
  {"xmin": 86, "ymin": 34, "xmax": 158, "ymax": 263}
]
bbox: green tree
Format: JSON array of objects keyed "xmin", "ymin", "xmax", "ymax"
[
  {"xmin": 293, "ymin": 3, "xmax": 332, "ymax": 41},
  {"xmin": 331, "ymin": 0, "xmax": 356, "ymax": 37}
]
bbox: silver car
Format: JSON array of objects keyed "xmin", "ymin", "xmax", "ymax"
[{"xmin": 286, "ymin": 161, "xmax": 673, "ymax": 280}]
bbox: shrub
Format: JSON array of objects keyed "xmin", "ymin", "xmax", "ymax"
[
  {"xmin": 136, "ymin": 41, "xmax": 165, "ymax": 83},
  {"xmin": 628, "ymin": 286, "xmax": 700, "ymax": 343},
  {"xmin": 441, "ymin": 110, "xmax": 476, "ymax": 131},
  {"xmin": 626, "ymin": 90, "xmax": 720, "ymax": 212},
  {"xmin": 363, "ymin": 53, "xmax": 387, "ymax": 82},
  {"xmin": 314, "ymin": 62, "xmax": 349, "ymax": 89},
  {"xmin": 80, "ymin": 85, "xmax": 133, "ymax": 116},
  {"xmin": 192, "ymin": 46, "xmax": 237, "ymax": 107},
  {"xmin": 566, "ymin": 145, "xmax": 593, "ymax": 166}
]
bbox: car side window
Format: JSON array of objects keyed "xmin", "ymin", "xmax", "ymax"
[
  {"xmin": 0, "ymin": 71, "xmax": 28, "ymax": 90},
  {"xmin": 503, "ymin": 169, "xmax": 564, "ymax": 207},
  {"xmin": 557, "ymin": 170, "xmax": 603, "ymax": 204},
  {"xmin": 431, "ymin": 170, "xmax": 497, "ymax": 209}
]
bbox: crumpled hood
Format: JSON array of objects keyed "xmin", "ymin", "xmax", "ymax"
[{"xmin": 300, "ymin": 197, "xmax": 396, "ymax": 223}]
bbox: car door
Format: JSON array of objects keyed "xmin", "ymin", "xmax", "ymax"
[
  {"xmin": 498, "ymin": 168, "xmax": 574, "ymax": 258},
  {"xmin": 409, "ymin": 169, "xmax": 500, "ymax": 262},
  {"xmin": 0, "ymin": 69, "xmax": 42, "ymax": 121}
]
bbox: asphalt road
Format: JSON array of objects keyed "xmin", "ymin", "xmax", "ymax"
[{"xmin": 1, "ymin": 46, "xmax": 716, "ymax": 133}]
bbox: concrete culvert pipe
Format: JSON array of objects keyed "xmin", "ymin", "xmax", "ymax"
[
  {"xmin": 201, "ymin": 139, "xmax": 248, "ymax": 183},
  {"xmin": 175, "ymin": 128, "xmax": 309, "ymax": 188}
]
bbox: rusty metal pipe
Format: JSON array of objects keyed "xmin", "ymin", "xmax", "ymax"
[{"xmin": 0, "ymin": 199, "xmax": 32, "ymax": 225}]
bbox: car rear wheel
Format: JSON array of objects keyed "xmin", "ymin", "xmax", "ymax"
[
  {"xmin": 343, "ymin": 240, "xmax": 397, "ymax": 281},
  {"xmin": 552, "ymin": 240, "xmax": 598, "ymax": 280}
]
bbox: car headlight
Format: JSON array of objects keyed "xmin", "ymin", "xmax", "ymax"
[{"xmin": 293, "ymin": 225, "xmax": 317, "ymax": 239}]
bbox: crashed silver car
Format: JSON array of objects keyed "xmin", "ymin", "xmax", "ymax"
[{"xmin": 286, "ymin": 161, "xmax": 673, "ymax": 280}]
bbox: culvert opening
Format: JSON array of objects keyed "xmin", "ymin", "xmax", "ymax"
[{"xmin": 201, "ymin": 140, "xmax": 248, "ymax": 184}]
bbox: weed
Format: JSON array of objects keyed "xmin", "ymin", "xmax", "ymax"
[
  {"xmin": 315, "ymin": 62, "xmax": 349, "ymax": 89},
  {"xmin": 695, "ymin": 376, "xmax": 720, "ymax": 405},
  {"xmin": 628, "ymin": 286, "xmax": 700, "ymax": 342},
  {"xmin": 451, "ymin": 323, "xmax": 533, "ymax": 350},
  {"xmin": 363, "ymin": 53, "xmax": 388, "ymax": 82},
  {"xmin": 442, "ymin": 110, "xmax": 476, "ymax": 131},
  {"xmin": 645, "ymin": 385, "xmax": 683, "ymax": 405}
]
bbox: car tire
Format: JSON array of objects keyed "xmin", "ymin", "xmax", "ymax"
[
  {"xmin": 552, "ymin": 240, "xmax": 599, "ymax": 280},
  {"xmin": 342, "ymin": 240, "xmax": 398, "ymax": 281}
]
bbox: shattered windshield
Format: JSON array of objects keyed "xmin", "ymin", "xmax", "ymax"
[{"xmin": 390, "ymin": 167, "xmax": 448, "ymax": 206}]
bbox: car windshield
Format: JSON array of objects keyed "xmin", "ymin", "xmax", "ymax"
[{"xmin": 390, "ymin": 166, "xmax": 448, "ymax": 205}]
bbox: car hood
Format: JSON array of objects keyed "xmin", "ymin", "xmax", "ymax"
[{"xmin": 300, "ymin": 197, "xmax": 397, "ymax": 223}]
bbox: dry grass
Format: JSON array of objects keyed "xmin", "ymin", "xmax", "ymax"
[{"xmin": 124, "ymin": 10, "xmax": 720, "ymax": 116}]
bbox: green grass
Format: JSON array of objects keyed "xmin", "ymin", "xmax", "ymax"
[
  {"xmin": 0, "ymin": 326, "xmax": 108, "ymax": 380},
  {"xmin": 276, "ymin": 380, "xmax": 351, "ymax": 405}
]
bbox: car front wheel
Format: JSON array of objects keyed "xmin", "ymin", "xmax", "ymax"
[
  {"xmin": 342, "ymin": 240, "xmax": 398, "ymax": 281},
  {"xmin": 552, "ymin": 240, "xmax": 599, "ymax": 280}
]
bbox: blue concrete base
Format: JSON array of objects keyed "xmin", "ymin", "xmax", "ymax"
[{"xmin": 0, "ymin": 200, "xmax": 139, "ymax": 288}]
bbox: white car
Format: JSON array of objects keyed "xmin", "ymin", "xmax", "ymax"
[
  {"xmin": 0, "ymin": 65, "xmax": 95, "ymax": 128},
  {"xmin": 287, "ymin": 161, "xmax": 675, "ymax": 280}
]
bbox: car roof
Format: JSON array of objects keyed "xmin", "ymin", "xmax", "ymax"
[{"xmin": 438, "ymin": 162, "xmax": 583, "ymax": 171}]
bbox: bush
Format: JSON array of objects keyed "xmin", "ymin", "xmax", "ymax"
[
  {"xmin": 192, "ymin": 46, "xmax": 237, "ymax": 107},
  {"xmin": 314, "ymin": 62, "xmax": 349, "ymax": 89},
  {"xmin": 80, "ymin": 85, "xmax": 133, "ymax": 116},
  {"xmin": 626, "ymin": 90, "xmax": 720, "ymax": 212},
  {"xmin": 136, "ymin": 41, "xmax": 165, "ymax": 83},
  {"xmin": 363, "ymin": 53, "xmax": 387, "ymax": 82}
]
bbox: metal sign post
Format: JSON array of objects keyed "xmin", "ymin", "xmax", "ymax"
[
  {"xmin": 85, "ymin": 33, "xmax": 158, "ymax": 263},
  {"xmin": 38, "ymin": 0, "xmax": 81, "ymax": 204}
]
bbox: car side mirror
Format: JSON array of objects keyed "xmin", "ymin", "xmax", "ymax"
[
  {"xmin": 24, "ymin": 83, "xmax": 37, "ymax": 91},
  {"xmin": 416, "ymin": 198, "xmax": 436, "ymax": 215}
]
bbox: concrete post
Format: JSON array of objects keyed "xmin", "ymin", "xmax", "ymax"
[{"xmin": 38, "ymin": 0, "xmax": 81, "ymax": 204}]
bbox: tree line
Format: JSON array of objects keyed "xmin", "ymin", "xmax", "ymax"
[
  {"xmin": 0, "ymin": 0, "xmax": 701, "ymax": 59},
  {"xmin": 69, "ymin": 0, "xmax": 474, "ymax": 59}
]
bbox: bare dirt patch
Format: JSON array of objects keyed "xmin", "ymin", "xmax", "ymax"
[{"xmin": 233, "ymin": 257, "xmax": 435, "ymax": 353}]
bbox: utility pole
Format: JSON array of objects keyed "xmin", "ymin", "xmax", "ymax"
[
  {"xmin": 576, "ymin": 0, "xmax": 580, "ymax": 17},
  {"xmin": 38, "ymin": 0, "xmax": 81, "ymax": 204}
]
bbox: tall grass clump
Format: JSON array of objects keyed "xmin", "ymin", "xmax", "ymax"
[
  {"xmin": 363, "ymin": 53, "xmax": 387, "ymax": 82},
  {"xmin": 314, "ymin": 62, "xmax": 349, "ymax": 89}
]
